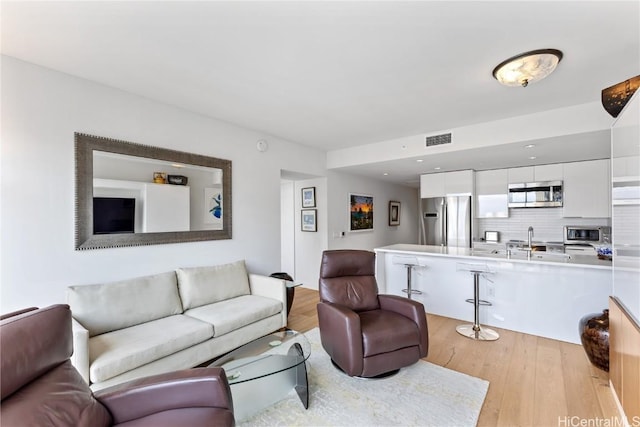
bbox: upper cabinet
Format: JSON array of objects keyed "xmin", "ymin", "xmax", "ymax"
[
  {"xmin": 532, "ymin": 164, "xmax": 563, "ymax": 181},
  {"xmin": 507, "ymin": 164, "xmax": 563, "ymax": 183},
  {"xmin": 475, "ymin": 169, "xmax": 509, "ymax": 218},
  {"xmin": 562, "ymin": 159, "xmax": 611, "ymax": 218},
  {"xmin": 507, "ymin": 166, "xmax": 534, "ymax": 183},
  {"xmin": 420, "ymin": 170, "xmax": 473, "ymax": 198}
]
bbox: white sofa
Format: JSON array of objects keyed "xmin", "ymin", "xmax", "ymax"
[{"xmin": 67, "ymin": 260, "xmax": 287, "ymax": 391}]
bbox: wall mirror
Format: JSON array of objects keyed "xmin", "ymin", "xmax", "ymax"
[{"xmin": 75, "ymin": 132, "xmax": 232, "ymax": 250}]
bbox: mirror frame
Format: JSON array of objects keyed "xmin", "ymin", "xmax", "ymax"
[{"xmin": 75, "ymin": 132, "xmax": 232, "ymax": 250}]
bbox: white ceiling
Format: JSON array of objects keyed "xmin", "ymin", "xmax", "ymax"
[{"xmin": 2, "ymin": 1, "xmax": 639, "ymax": 185}]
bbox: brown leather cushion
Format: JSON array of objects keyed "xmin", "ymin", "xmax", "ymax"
[
  {"xmin": 319, "ymin": 250, "xmax": 376, "ymax": 278},
  {"xmin": 319, "ymin": 250, "xmax": 380, "ymax": 311},
  {"xmin": 0, "ymin": 305, "xmax": 73, "ymax": 399},
  {"xmin": 359, "ymin": 310, "xmax": 420, "ymax": 357},
  {"xmin": 1, "ymin": 360, "xmax": 112, "ymax": 427},
  {"xmin": 319, "ymin": 276, "xmax": 380, "ymax": 311}
]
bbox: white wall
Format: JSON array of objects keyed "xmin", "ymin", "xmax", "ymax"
[
  {"xmin": 326, "ymin": 170, "xmax": 419, "ymax": 252},
  {"xmin": 0, "ymin": 56, "xmax": 327, "ymax": 312},
  {"xmin": 280, "ymin": 180, "xmax": 295, "ymax": 275},
  {"xmin": 293, "ymin": 177, "xmax": 328, "ymax": 290}
]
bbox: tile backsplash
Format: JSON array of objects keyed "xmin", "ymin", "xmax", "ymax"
[{"xmin": 476, "ymin": 208, "xmax": 611, "ymax": 243}]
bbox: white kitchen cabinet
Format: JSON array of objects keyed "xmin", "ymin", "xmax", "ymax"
[
  {"xmin": 507, "ymin": 166, "xmax": 534, "ymax": 183},
  {"xmin": 420, "ymin": 170, "xmax": 473, "ymax": 198},
  {"xmin": 562, "ymin": 159, "xmax": 610, "ymax": 218},
  {"xmin": 475, "ymin": 169, "xmax": 508, "ymax": 218},
  {"xmin": 508, "ymin": 165, "xmax": 562, "ymax": 183},
  {"xmin": 420, "ymin": 173, "xmax": 445, "ymax": 198},
  {"xmin": 533, "ymin": 164, "xmax": 563, "ymax": 181},
  {"xmin": 445, "ymin": 170, "xmax": 474, "ymax": 194}
]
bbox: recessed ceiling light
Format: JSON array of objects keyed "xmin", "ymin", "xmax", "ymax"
[
  {"xmin": 434, "ymin": 167, "xmax": 441, "ymax": 170},
  {"xmin": 383, "ymin": 172, "xmax": 389, "ymax": 176},
  {"xmin": 416, "ymin": 159, "xmax": 424, "ymax": 163},
  {"xmin": 171, "ymin": 163, "xmax": 185, "ymax": 168},
  {"xmin": 529, "ymin": 156, "xmax": 537, "ymax": 160},
  {"xmin": 524, "ymin": 144, "xmax": 536, "ymax": 149}
]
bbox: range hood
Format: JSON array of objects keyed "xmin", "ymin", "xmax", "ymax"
[{"xmin": 508, "ymin": 181, "xmax": 563, "ymax": 208}]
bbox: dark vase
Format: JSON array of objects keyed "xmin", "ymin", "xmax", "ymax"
[{"xmin": 578, "ymin": 309, "xmax": 609, "ymax": 372}]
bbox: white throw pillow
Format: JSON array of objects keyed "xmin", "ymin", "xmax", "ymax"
[{"xmin": 176, "ymin": 260, "xmax": 251, "ymax": 310}]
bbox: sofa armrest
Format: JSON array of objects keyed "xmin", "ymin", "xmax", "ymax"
[
  {"xmin": 70, "ymin": 317, "xmax": 90, "ymax": 384},
  {"xmin": 249, "ymin": 274, "xmax": 287, "ymax": 327},
  {"xmin": 94, "ymin": 367, "xmax": 233, "ymax": 425},
  {"xmin": 379, "ymin": 294, "xmax": 429, "ymax": 357}
]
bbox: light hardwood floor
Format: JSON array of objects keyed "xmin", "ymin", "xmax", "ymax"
[{"xmin": 288, "ymin": 287, "xmax": 621, "ymax": 427}]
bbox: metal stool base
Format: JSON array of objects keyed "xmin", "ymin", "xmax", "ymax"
[{"xmin": 456, "ymin": 324, "xmax": 500, "ymax": 341}]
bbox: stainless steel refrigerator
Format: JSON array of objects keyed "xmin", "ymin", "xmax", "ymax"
[{"xmin": 419, "ymin": 196, "xmax": 472, "ymax": 247}]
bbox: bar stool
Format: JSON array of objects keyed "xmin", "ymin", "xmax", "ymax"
[
  {"xmin": 455, "ymin": 263, "xmax": 499, "ymax": 341},
  {"xmin": 392, "ymin": 256, "xmax": 423, "ymax": 300}
]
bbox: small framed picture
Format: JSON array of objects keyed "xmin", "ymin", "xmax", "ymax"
[
  {"xmin": 302, "ymin": 187, "xmax": 316, "ymax": 208},
  {"xmin": 301, "ymin": 209, "xmax": 317, "ymax": 232},
  {"xmin": 389, "ymin": 201, "xmax": 401, "ymax": 226},
  {"xmin": 349, "ymin": 193, "xmax": 374, "ymax": 232}
]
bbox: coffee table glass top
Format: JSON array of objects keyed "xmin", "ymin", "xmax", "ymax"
[{"xmin": 209, "ymin": 329, "xmax": 310, "ymax": 385}]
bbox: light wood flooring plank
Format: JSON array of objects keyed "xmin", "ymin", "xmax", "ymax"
[{"xmin": 287, "ymin": 287, "xmax": 620, "ymax": 426}]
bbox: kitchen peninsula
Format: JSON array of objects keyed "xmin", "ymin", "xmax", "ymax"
[{"xmin": 375, "ymin": 244, "xmax": 612, "ymax": 344}]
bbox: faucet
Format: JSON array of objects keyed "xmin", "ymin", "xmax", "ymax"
[{"xmin": 526, "ymin": 226, "xmax": 534, "ymax": 260}]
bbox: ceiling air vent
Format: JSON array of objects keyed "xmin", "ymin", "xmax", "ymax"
[{"xmin": 425, "ymin": 133, "xmax": 452, "ymax": 147}]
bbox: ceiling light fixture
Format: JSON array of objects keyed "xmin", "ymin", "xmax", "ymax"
[
  {"xmin": 416, "ymin": 159, "xmax": 424, "ymax": 163},
  {"xmin": 493, "ymin": 49, "xmax": 563, "ymax": 87},
  {"xmin": 524, "ymin": 144, "xmax": 536, "ymax": 149}
]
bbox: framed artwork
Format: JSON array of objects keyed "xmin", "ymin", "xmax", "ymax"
[
  {"xmin": 204, "ymin": 186, "xmax": 223, "ymax": 229},
  {"xmin": 349, "ymin": 193, "xmax": 373, "ymax": 232},
  {"xmin": 389, "ymin": 201, "xmax": 401, "ymax": 226},
  {"xmin": 302, "ymin": 187, "xmax": 316, "ymax": 208},
  {"xmin": 301, "ymin": 209, "xmax": 317, "ymax": 232}
]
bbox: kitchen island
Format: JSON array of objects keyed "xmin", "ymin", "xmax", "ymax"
[{"xmin": 375, "ymin": 244, "xmax": 612, "ymax": 344}]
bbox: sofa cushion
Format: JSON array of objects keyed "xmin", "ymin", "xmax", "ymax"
[
  {"xmin": 89, "ymin": 315, "xmax": 213, "ymax": 383},
  {"xmin": 67, "ymin": 272, "xmax": 183, "ymax": 337},
  {"xmin": 176, "ymin": 260, "xmax": 251, "ymax": 310},
  {"xmin": 184, "ymin": 295, "xmax": 282, "ymax": 337}
]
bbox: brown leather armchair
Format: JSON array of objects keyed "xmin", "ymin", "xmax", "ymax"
[
  {"xmin": 0, "ymin": 304, "xmax": 234, "ymax": 427},
  {"xmin": 317, "ymin": 249, "xmax": 429, "ymax": 377}
]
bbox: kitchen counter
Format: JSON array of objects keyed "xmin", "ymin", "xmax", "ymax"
[
  {"xmin": 377, "ymin": 243, "xmax": 612, "ymax": 269},
  {"xmin": 374, "ymin": 244, "xmax": 612, "ymax": 344}
]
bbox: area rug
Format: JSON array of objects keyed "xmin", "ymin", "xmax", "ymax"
[{"xmin": 238, "ymin": 328, "xmax": 489, "ymax": 427}]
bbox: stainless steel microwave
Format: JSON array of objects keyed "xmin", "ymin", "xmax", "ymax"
[
  {"xmin": 563, "ymin": 226, "xmax": 611, "ymax": 245},
  {"xmin": 508, "ymin": 181, "xmax": 563, "ymax": 208}
]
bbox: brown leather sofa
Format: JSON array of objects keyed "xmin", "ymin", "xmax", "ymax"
[
  {"xmin": 0, "ymin": 304, "xmax": 234, "ymax": 427},
  {"xmin": 317, "ymin": 249, "xmax": 429, "ymax": 377}
]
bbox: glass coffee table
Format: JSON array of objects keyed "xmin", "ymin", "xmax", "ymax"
[{"xmin": 209, "ymin": 329, "xmax": 311, "ymax": 421}]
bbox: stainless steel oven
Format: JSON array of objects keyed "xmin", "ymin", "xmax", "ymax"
[{"xmin": 563, "ymin": 226, "xmax": 611, "ymax": 245}]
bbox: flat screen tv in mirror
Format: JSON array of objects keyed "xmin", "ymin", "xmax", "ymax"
[
  {"xmin": 75, "ymin": 133, "xmax": 232, "ymax": 250},
  {"xmin": 93, "ymin": 197, "xmax": 135, "ymax": 234}
]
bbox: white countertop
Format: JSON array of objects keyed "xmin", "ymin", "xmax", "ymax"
[{"xmin": 375, "ymin": 244, "xmax": 612, "ymax": 270}]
